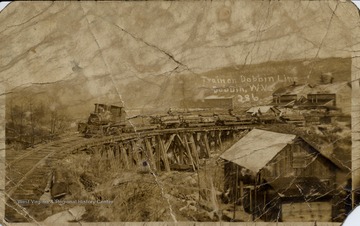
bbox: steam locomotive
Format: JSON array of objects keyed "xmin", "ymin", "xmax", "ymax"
[
  {"xmin": 78, "ymin": 103, "xmax": 127, "ymax": 137},
  {"xmin": 78, "ymin": 103, "xmax": 284, "ymax": 137}
]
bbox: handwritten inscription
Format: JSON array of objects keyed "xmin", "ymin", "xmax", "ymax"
[
  {"xmin": 202, "ymin": 74, "xmax": 297, "ymax": 103},
  {"xmin": 213, "ymin": 84, "xmax": 274, "ymax": 93},
  {"xmin": 237, "ymin": 94, "xmax": 259, "ymax": 103}
]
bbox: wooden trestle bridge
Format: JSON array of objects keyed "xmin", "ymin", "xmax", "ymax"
[{"xmin": 5, "ymin": 125, "xmax": 251, "ymax": 222}]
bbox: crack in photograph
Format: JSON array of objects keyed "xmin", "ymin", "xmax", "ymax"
[{"xmin": 1, "ymin": 0, "xmax": 360, "ymax": 225}]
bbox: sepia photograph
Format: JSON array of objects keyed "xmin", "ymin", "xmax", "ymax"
[{"xmin": 1, "ymin": 0, "xmax": 360, "ymax": 225}]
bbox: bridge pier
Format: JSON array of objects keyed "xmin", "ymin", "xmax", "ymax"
[{"xmin": 82, "ymin": 128, "xmax": 250, "ymax": 173}]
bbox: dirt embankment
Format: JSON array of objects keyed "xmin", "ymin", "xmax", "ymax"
[{"xmin": 35, "ymin": 150, "xmax": 234, "ymax": 222}]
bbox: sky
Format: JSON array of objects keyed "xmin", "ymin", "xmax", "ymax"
[{"xmin": 0, "ymin": 0, "xmax": 360, "ymax": 225}]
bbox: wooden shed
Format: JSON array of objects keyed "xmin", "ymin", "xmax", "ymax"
[
  {"xmin": 220, "ymin": 129, "xmax": 345, "ymax": 222},
  {"xmin": 272, "ymin": 82, "xmax": 351, "ymax": 115}
]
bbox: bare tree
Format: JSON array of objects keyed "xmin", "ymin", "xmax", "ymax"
[
  {"xmin": 28, "ymin": 101, "xmax": 45, "ymax": 145},
  {"xmin": 6, "ymin": 102, "xmax": 26, "ymax": 145},
  {"xmin": 50, "ymin": 110, "xmax": 68, "ymax": 135}
]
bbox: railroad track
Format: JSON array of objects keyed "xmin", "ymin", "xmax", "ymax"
[
  {"xmin": 6, "ymin": 134, "xmax": 83, "ymax": 169},
  {"xmin": 5, "ymin": 125, "xmax": 252, "ymax": 222},
  {"xmin": 5, "ymin": 133, "xmax": 91, "ymax": 221}
]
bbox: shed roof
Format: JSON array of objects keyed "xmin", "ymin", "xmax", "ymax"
[{"xmin": 220, "ymin": 129, "xmax": 296, "ymax": 173}]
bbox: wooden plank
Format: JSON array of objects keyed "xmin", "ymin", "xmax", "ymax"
[
  {"xmin": 108, "ymin": 146, "xmax": 115, "ymax": 159},
  {"xmin": 150, "ymin": 138, "xmax": 160, "ymax": 170},
  {"xmin": 173, "ymin": 147, "xmax": 180, "ymax": 163},
  {"xmin": 240, "ymin": 180, "xmax": 244, "ymax": 206},
  {"xmin": 158, "ymin": 136, "xmax": 170, "ymax": 172},
  {"xmin": 136, "ymin": 140, "xmax": 143, "ymax": 164},
  {"xmin": 112, "ymin": 145, "xmax": 119, "ymax": 168},
  {"xmin": 217, "ymin": 131, "xmax": 223, "ymax": 150},
  {"xmin": 194, "ymin": 132, "xmax": 204, "ymax": 158},
  {"xmin": 155, "ymin": 139, "xmax": 161, "ymax": 171},
  {"xmin": 115, "ymin": 145, "xmax": 122, "ymax": 167},
  {"xmin": 119, "ymin": 143, "xmax": 129, "ymax": 170},
  {"xmin": 250, "ymin": 188, "xmax": 253, "ymax": 215},
  {"xmin": 176, "ymin": 134, "xmax": 185, "ymax": 146},
  {"xmin": 139, "ymin": 140, "xmax": 147, "ymax": 161},
  {"xmin": 233, "ymin": 165, "xmax": 239, "ymax": 220},
  {"xmin": 175, "ymin": 134, "xmax": 188, "ymax": 164},
  {"xmin": 182, "ymin": 134, "xmax": 197, "ymax": 171},
  {"xmin": 107, "ymin": 145, "xmax": 115, "ymax": 168},
  {"xmin": 131, "ymin": 140, "xmax": 140, "ymax": 166},
  {"xmin": 164, "ymin": 134, "xmax": 176, "ymax": 166},
  {"xmin": 178, "ymin": 140, "xmax": 184, "ymax": 164},
  {"xmin": 130, "ymin": 143, "xmax": 137, "ymax": 167},
  {"xmin": 203, "ymin": 133, "xmax": 211, "ymax": 157},
  {"xmin": 165, "ymin": 134, "xmax": 176, "ymax": 152},
  {"xmin": 145, "ymin": 137, "xmax": 156, "ymax": 171},
  {"xmin": 188, "ymin": 133, "xmax": 200, "ymax": 166}
]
